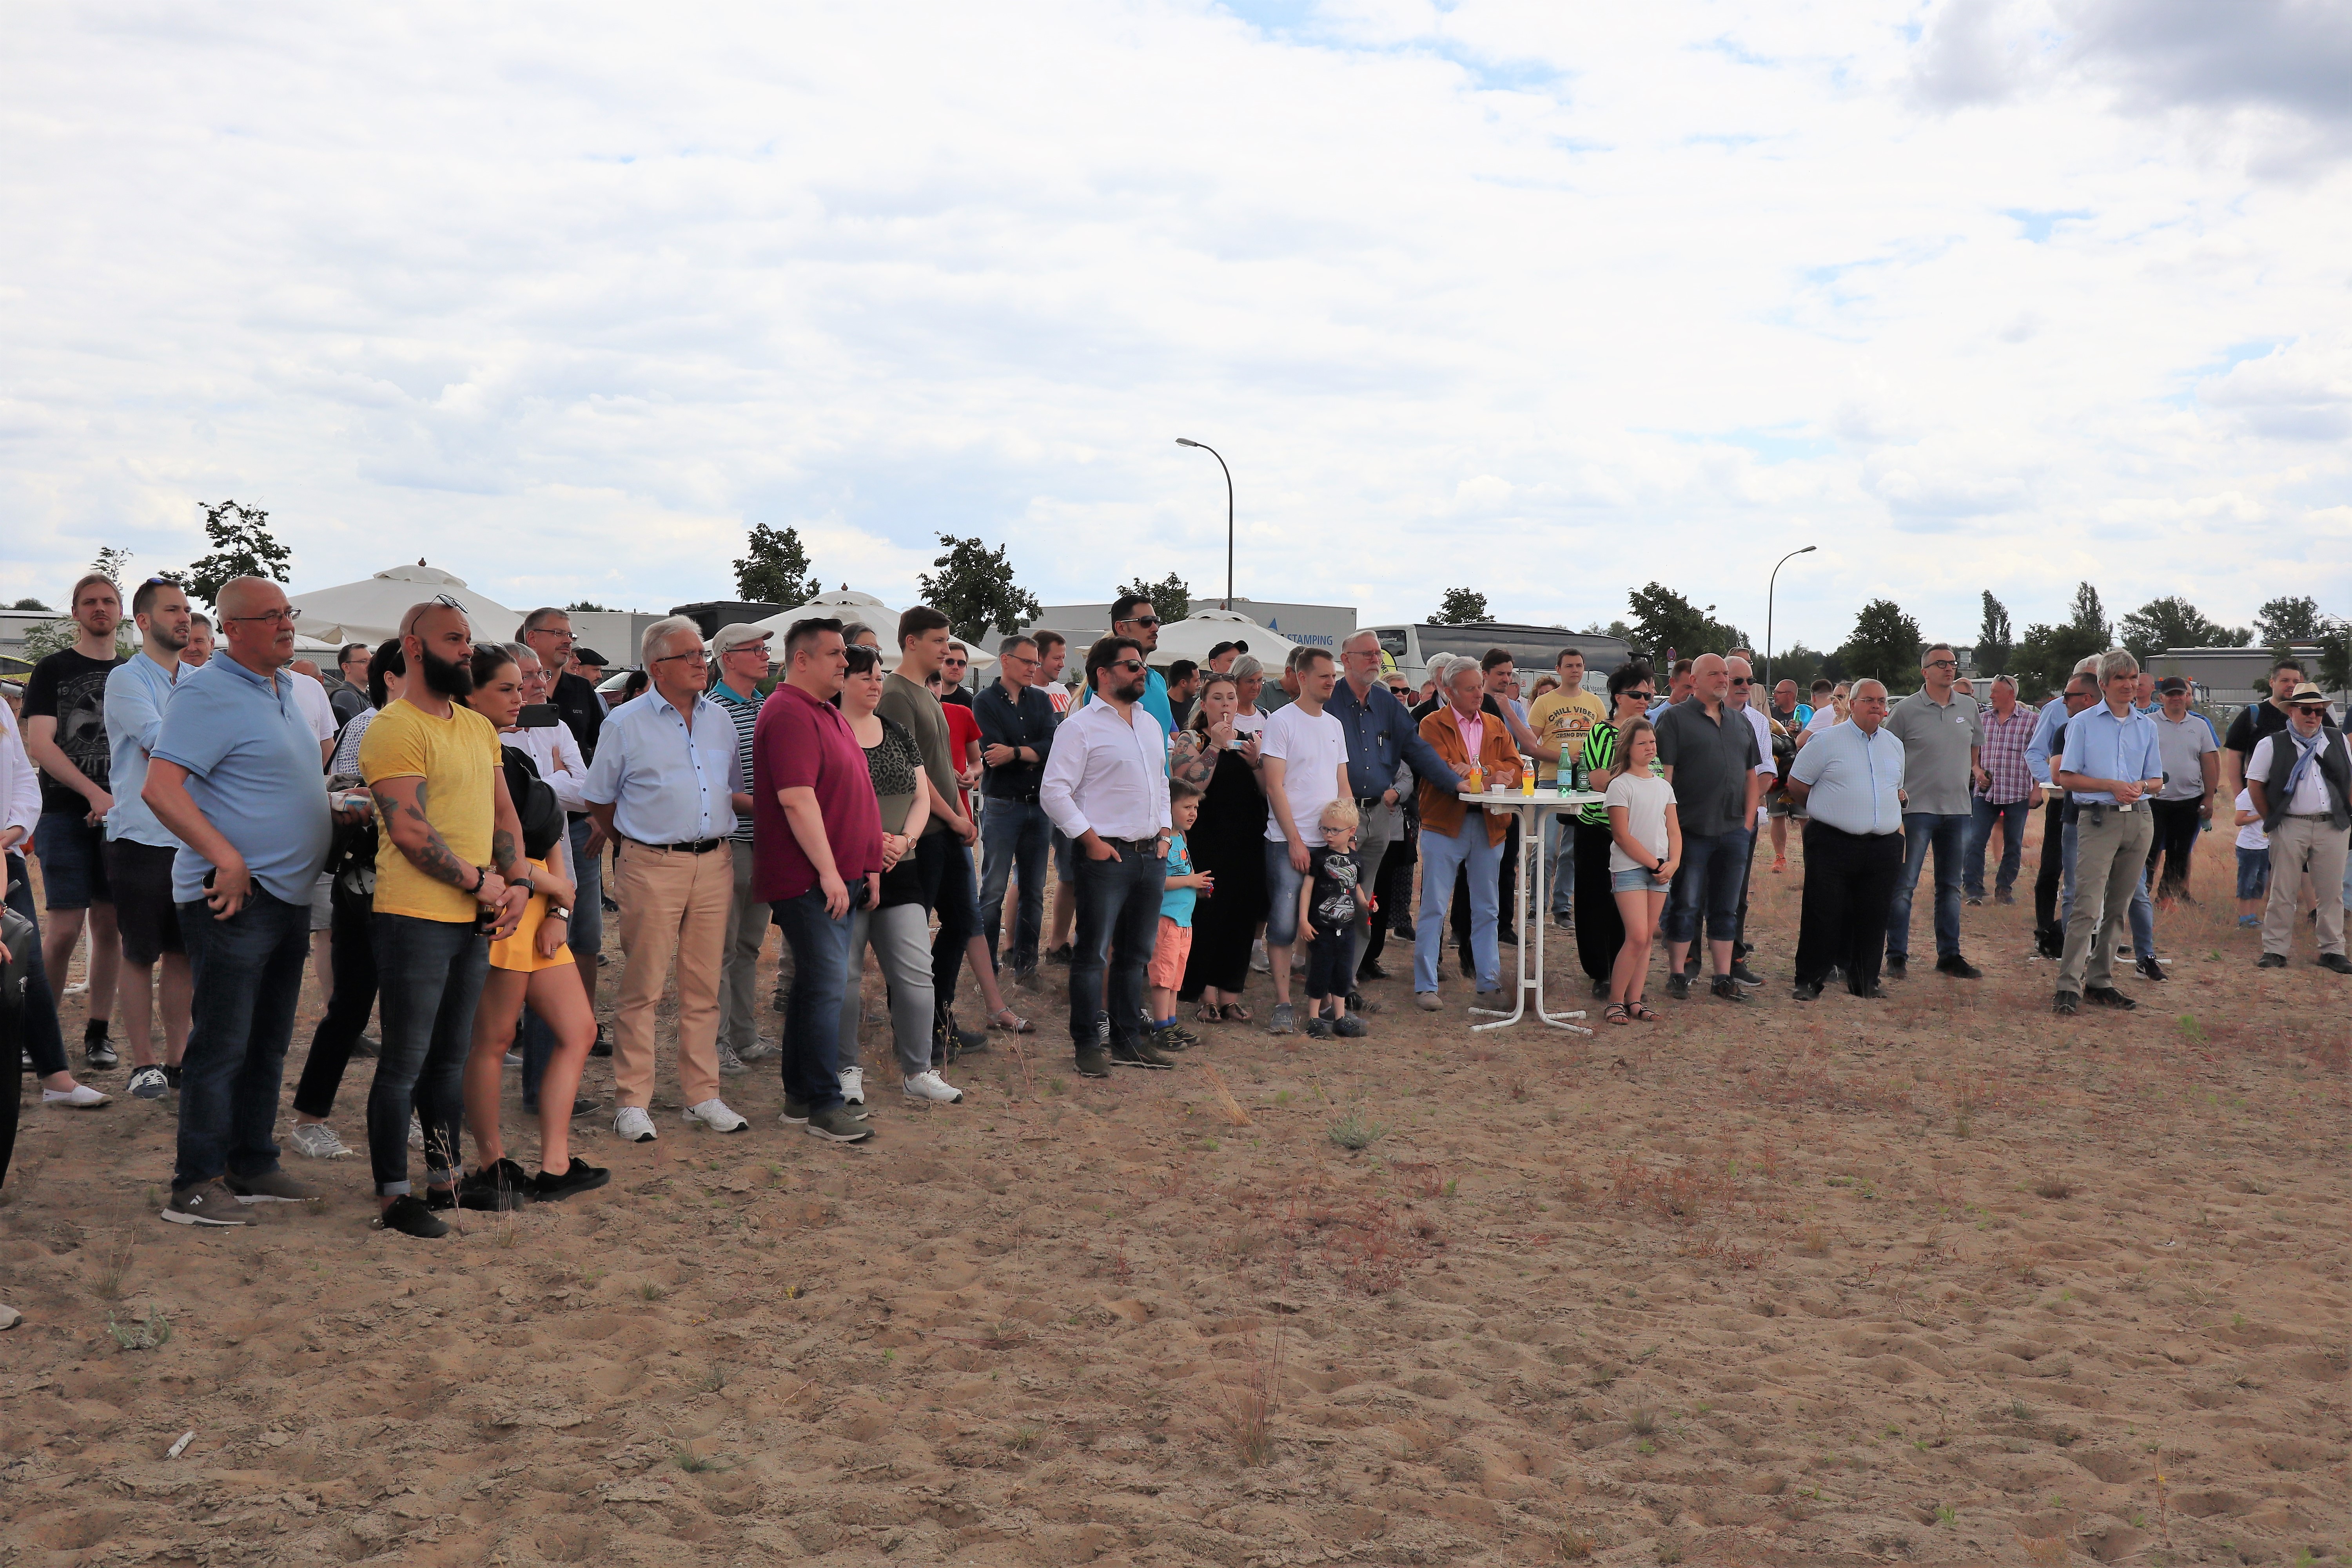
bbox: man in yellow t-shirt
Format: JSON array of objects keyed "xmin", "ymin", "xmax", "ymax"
[
  {"xmin": 357, "ymin": 600, "xmax": 528, "ymax": 1239},
  {"xmin": 1525, "ymin": 648, "xmax": 1608, "ymax": 926}
]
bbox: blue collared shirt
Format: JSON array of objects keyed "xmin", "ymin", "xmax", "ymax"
[
  {"xmin": 1786, "ymin": 718, "xmax": 1906, "ymax": 836},
  {"xmin": 2055, "ymin": 703, "xmax": 2164, "ymax": 806},
  {"xmin": 104, "ymin": 652, "xmax": 185, "ymax": 849},
  {"xmin": 1326, "ymin": 677, "xmax": 1461, "ymax": 800},
  {"xmin": 149, "ymin": 656, "xmax": 333, "ymax": 904},
  {"xmin": 583, "ymin": 686, "xmax": 744, "ymax": 844},
  {"xmin": 2025, "ymin": 694, "xmax": 2075, "ymax": 787}
]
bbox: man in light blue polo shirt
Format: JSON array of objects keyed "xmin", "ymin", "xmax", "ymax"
[
  {"xmin": 142, "ymin": 577, "xmax": 338, "ymax": 1226},
  {"xmin": 2051, "ymin": 650, "xmax": 2164, "ymax": 1015},
  {"xmin": 1786, "ymin": 679, "xmax": 1907, "ymax": 1000},
  {"xmin": 103, "ymin": 578, "xmax": 195, "ymax": 1099}
]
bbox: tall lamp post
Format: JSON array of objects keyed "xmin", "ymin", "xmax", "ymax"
[
  {"xmin": 1764, "ymin": 545, "xmax": 1817, "ymax": 695},
  {"xmin": 1176, "ymin": 437, "xmax": 1234, "ymax": 610}
]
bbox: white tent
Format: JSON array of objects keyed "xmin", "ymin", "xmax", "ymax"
[
  {"xmin": 745, "ymin": 589, "xmax": 995, "ymax": 670},
  {"xmin": 1147, "ymin": 609, "xmax": 1300, "ymax": 670},
  {"xmin": 288, "ymin": 561, "xmax": 519, "ymax": 649}
]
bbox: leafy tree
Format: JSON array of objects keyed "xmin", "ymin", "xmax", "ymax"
[
  {"xmin": 2318, "ymin": 624, "xmax": 2351, "ymax": 695},
  {"xmin": 566, "ymin": 599, "xmax": 611, "ymax": 613},
  {"xmin": 732, "ymin": 523, "xmax": 818, "ymax": 606},
  {"xmin": 1975, "ymin": 591, "xmax": 2013, "ymax": 675},
  {"xmin": 1836, "ymin": 599, "xmax": 1924, "ymax": 693},
  {"xmin": 2254, "ymin": 595, "xmax": 2323, "ymax": 646},
  {"xmin": 1624, "ymin": 583, "xmax": 1744, "ymax": 664},
  {"xmin": 91, "ymin": 546, "xmax": 136, "ymax": 587},
  {"xmin": 2065, "ymin": 581, "xmax": 2110, "ymax": 644},
  {"xmin": 2117, "ymin": 596, "xmax": 2250, "ymax": 662},
  {"xmin": 2012, "ymin": 621, "xmax": 2106, "ymax": 701},
  {"xmin": 186, "ymin": 500, "xmax": 292, "ymax": 608},
  {"xmin": 1118, "ymin": 572, "xmax": 1192, "ymax": 625},
  {"xmin": 1767, "ymin": 643, "xmax": 1825, "ymax": 696},
  {"xmin": 1432, "ymin": 587, "xmax": 1490, "ymax": 625},
  {"xmin": 12, "ymin": 597, "xmax": 52, "ymax": 611},
  {"xmin": 917, "ymin": 534, "xmax": 1041, "ymax": 639},
  {"xmin": 1580, "ymin": 618, "xmax": 1636, "ymax": 643}
]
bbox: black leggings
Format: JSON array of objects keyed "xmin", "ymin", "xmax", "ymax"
[
  {"xmin": 1572, "ymin": 820, "xmax": 1624, "ymax": 983},
  {"xmin": 291, "ymin": 881, "xmax": 377, "ymax": 1119}
]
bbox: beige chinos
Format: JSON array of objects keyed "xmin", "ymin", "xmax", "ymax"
[{"xmin": 612, "ymin": 840, "xmax": 733, "ymax": 1110}]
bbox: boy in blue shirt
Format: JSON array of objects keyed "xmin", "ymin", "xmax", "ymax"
[{"xmin": 1146, "ymin": 780, "xmax": 1213, "ymax": 1050}]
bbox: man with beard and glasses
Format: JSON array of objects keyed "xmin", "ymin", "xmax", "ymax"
[
  {"xmin": 104, "ymin": 578, "xmax": 197, "ymax": 1101},
  {"xmin": 356, "ymin": 597, "xmax": 532, "ymax": 1237},
  {"xmin": 142, "ymin": 578, "xmax": 347, "ymax": 1225}
]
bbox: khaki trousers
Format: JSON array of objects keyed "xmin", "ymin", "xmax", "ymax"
[
  {"xmin": 719, "ymin": 843, "xmax": 770, "ymax": 1054},
  {"xmin": 613, "ymin": 840, "xmax": 732, "ymax": 1109},
  {"xmin": 2059, "ymin": 805, "xmax": 2152, "ymax": 993},
  {"xmin": 2262, "ymin": 815, "xmax": 2349, "ymax": 959}
]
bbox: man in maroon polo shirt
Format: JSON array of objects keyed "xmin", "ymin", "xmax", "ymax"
[{"xmin": 753, "ymin": 617, "xmax": 883, "ymax": 1145}]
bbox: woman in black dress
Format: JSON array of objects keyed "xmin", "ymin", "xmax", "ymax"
[
  {"xmin": 1173, "ymin": 675, "xmax": 1268, "ymax": 1022},
  {"xmin": 1574, "ymin": 661, "xmax": 1657, "ymax": 995}
]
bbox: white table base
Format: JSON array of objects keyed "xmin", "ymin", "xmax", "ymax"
[{"xmin": 1455, "ymin": 790, "xmax": 1601, "ymax": 1035}]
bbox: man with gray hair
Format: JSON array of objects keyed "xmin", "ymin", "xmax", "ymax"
[
  {"xmin": 584, "ymin": 615, "xmax": 752, "ymax": 1138},
  {"xmin": 1882, "ymin": 642, "xmax": 1986, "ymax": 980},
  {"xmin": 1786, "ymin": 679, "xmax": 1906, "ymax": 1000},
  {"xmin": 1965, "ymin": 671, "xmax": 2038, "ymax": 907},
  {"xmin": 2049, "ymin": 650, "xmax": 2163, "ymax": 1014}
]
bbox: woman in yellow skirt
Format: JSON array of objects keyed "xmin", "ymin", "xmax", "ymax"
[{"xmin": 456, "ymin": 644, "xmax": 609, "ymax": 1208}]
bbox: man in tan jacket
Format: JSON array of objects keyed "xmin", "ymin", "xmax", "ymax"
[{"xmin": 1411, "ymin": 661, "xmax": 1525, "ymax": 1011}]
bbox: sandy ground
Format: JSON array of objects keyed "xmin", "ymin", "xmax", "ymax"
[{"xmin": 2, "ymin": 813, "xmax": 2346, "ymax": 1568}]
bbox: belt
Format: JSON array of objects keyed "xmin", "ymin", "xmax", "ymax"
[
  {"xmin": 1355, "ymin": 795, "xmax": 1389, "ymax": 810},
  {"xmin": 2285, "ymin": 812, "xmax": 2335, "ymax": 820},
  {"xmin": 1099, "ymin": 834, "xmax": 1160, "ymax": 850},
  {"xmin": 628, "ymin": 837, "xmax": 723, "ymax": 854}
]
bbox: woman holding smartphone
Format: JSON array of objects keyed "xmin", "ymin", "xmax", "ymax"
[{"xmin": 1173, "ymin": 674, "xmax": 1268, "ymax": 1023}]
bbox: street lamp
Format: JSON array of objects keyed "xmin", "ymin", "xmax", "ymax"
[
  {"xmin": 1175, "ymin": 438, "xmax": 1234, "ymax": 610},
  {"xmin": 1764, "ymin": 545, "xmax": 1818, "ymax": 694}
]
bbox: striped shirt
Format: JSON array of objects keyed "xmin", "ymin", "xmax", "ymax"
[
  {"xmin": 708, "ymin": 681, "xmax": 766, "ymax": 842},
  {"xmin": 1577, "ymin": 723, "xmax": 1621, "ymax": 827},
  {"xmin": 1976, "ymin": 702, "xmax": 2038, "ymax": 805}
]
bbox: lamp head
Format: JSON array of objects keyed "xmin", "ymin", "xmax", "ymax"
[
  {"xmin": 1176, "ymin": 437, "xmax": 1200, "ymax": 448},
  {"xmin": 1798, "ymin": 544, "xmax": 1817, "ymax": 554}
]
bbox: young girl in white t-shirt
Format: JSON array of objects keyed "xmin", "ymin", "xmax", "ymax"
[{"xmin": 1602, "ymin": 718, "xmax": 1679, "ymax": 1024}]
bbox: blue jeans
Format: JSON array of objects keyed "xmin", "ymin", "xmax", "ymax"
[
  {"xmin": 979, "ymin": 798, "xmax": 1051, "ymax": 971},
  {"xmin": 1887, "ymin": 811, "xmax": 1969, "ymax": 960},
  {"xmin": 2060, "ymin": 814, "xmax": 2157, "ymax": 956},
  {"xmin": 770, "ymin": 889, "xmax": 852, "ymax": 1111},
  {"xmin": 566, "ymin": 817, "xmax": 603, "ymax": 958},
  {"xmin": 1664, "ymin": 828, "xmax": 1749, "ymax": 951},
  {"xmin": 1068, "ymin": 840, "xmax": 1167, "ymax": 1054},
  {"xmin": 173, "ymin": 889, "xmax": 310, "ymax": 1191},
  {"xmin": 1414, "ymin": 818, "xmax": 1502, "ymax": 993},
  {"xmin": 1965, "ymin": 797, "xmax": 2032, "ymax": 898},
  {"xmin": 1546, "ymin": 815, "xmax": 1575, "ymax": 915},
  {"xmin": 4, "ymin": 854, "xmax": 69, "ymax": 1078},
  {"xmin": 367, "ymin": 913, "xmax": 489, "ymax": 1196}
]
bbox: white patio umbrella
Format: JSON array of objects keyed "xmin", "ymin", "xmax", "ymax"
[
  {"xmin": 1147, "ymin": 609, "xmax": 1300, "ymax": 670},
  {"xmin": 745, "ymin": 589, "xmax": 995, "ymax": 670},
  {"xmin": 287, "ymin": 560, "xmax": 519, "ymax": 648}
]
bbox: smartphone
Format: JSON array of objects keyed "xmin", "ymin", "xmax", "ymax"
[{"xmin": 518, "ymin": 702, "xmax": 561, "ymax": 728}]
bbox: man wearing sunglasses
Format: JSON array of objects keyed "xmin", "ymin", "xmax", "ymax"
[
  {"xmin": 1090, "ymin": 593, "xmax": 1175, "ymax": 737},
  {"xmin": 1883, "ymin": 643, "xmax": 1987, "ymax": 982}
]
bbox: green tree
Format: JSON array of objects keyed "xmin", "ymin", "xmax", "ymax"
[
  {"xmin": 1768, "ymin": 643, "xmax": 1825, "ymax": 696},
  {"xmin": 2117, "ymin": 596, "xmax": 2250, "ymax": 662},
  {"xmin": 2065, "ymin": 581, "xmax": 2110, "ymax": 644},
  {"xmin": 1624, "ymin": 583, "xmax": 1744, "ymax": 664},
  {"xmin": 2012, "ymin": 621, "xmax": 2106, "ymax": 701},
  {"xmin": 2318, "ymin": 624, "xmax": 2351, "ymax": 695},
  {"xmin": 1118, "ymin": 572, "xmax": 1192, "ymax": 624},
  {"xmin": 732, "ymin": 523, "xmax": 818, "ymax": 606},
  {"xmin": 566, "ymin": 599, "xmax": 611, "ymax": 613},
  {"xmin": 1580, "ymin": 618, "xmax": 1635, "ymax": 643},
  {"xmin": 186, "ymin": 500, "xmax": 292, "ymax": 607},
  {"xmin": 1432, "ymin": 587, "xmax": 1490, "ymax": 625},
  {"xmin": 11, "ymin": 597, "xmax": 51, "ymax": 611},
  {"xmin": 91, "ymin": 546, "xmax": 136, "ymax": 587},
  {"xmin": 1837, "ymin": 599, "xmax": 1924, "ymax": 693},
  {"xmin": 918, "ymin": 534, "xmax": 1041, "ymax": 639},
  {"xmin": 1975, "ymin": 591, "xmax": 2014, "ymax": 675},
  {"xmin": 2254, "ymin": 595, "xmax": 2323, "ymax": 646}
]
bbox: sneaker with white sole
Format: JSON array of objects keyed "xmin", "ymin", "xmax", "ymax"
[
  {"xmin": 503, "ymin": 1051, "xmax": 522, "ymax": 1068},
  {"xmin": 128, "ymin": 1065, "xmax": 170, "ymax": 1100},
  {"xmin": 837, "ymin": 1066, "xmax": 866, "ymax": 1105},
  {"xmin": 613, "ymin": 1106, "xmax": 659, "ymax": 1143},
  {"xmin": 286, "ymin": 1122, "xmax": 354, "ymax": 1160},
  {"xmin": 161, "ymin": 1178, "xmax": 250, "ymax": 1227},
  {"xmin": 736, "ymin": 1037, "xmax": 778, "ymax": 1062},
  {"xmin": 682, "ymin": 1098, "xmax": 748, "ymax": 1133},
  {"xmin": 715, "ymin": 1043, "xmax": 749, "ymax": 1076},
  {"xmin": 43, "ymin": 1083, "xmax": 109, "ymax": 1109},
  {"xmin": 902, "ymin": 1070, "xmax": 963, "ymax": 1104}
]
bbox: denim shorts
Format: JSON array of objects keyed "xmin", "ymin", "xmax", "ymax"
[
  {"xmin": 1612, "ymin": 866, "xmax": 1670, "ymax": 893},
  {"xmin": 1263, "ymin": 838, "xmax": 1308, "ymax": 946},
  {"xmin": 2235, "ymin": 845, "xmax": 2270, "ymax": 902},
  {"xmin": 33, "ymin": 811, "xmax": 111, "ymax": 909}
]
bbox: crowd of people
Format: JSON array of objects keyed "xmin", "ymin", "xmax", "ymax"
[{"xmin": 0, "ymin": 570, "xmax": 2344, "ymax": 1241}]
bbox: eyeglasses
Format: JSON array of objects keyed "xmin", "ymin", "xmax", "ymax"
[
  {"xmin": 1924, "ymin": 659, "xmax": 1958, "ymax": 670},
  {"xmin": 225, "ymin": 607, "xmax": 301, "ymax": 626},
  {"xmin": 650, "ymin": 651, "xmax": 702, "ymax": 665},
  {"xmin": 1002, "ymin": 651, "xmax": 1038, "ymax": 666}
]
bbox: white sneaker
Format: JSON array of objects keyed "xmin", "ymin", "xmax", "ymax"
[
  {"xmin": 42, "ymin": 1083, "xmax": 109, "ymax": 1108},
  {"xmin": 1250, "ymin": 939, "xmax": 1270, "ymax": 973},
  {"xmin": 503, "ymin": 1051, "xmax": 522, "ymax": 1068},
  {"xmin": 715, "ymin": 1043, "xmax": 749, "ymax": 1076},
  {"xmin": 682, "ymin": 1098, "xmax": 748, "ymax": 1133},
  {"xmin": 286, "ymin": 1122, "xmax": 353, "ymax": 1160},
  {"xmin": 837, "ymin": 1066, "xmax": 866, "ymax": 1105},
  {"xmin": 64, "ymin": 979, "xmax": 89, "ymax": 998},
  {"xmin": 614, "ymin": 1106, "xmax": 659, "ymax": 1143},
  {"xmin": 902, "ymin": 1070, "xmax": 963, "ymax": 1104}
]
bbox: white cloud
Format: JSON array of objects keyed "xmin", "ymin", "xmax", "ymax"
[{"xmin": 1, "ymin": 0, "xmax": 2347, "ymax": 652}]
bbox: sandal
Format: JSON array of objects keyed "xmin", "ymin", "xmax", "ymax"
[
  {"xmin": 988, "ymin": 1007, "xmax": 1034, "ymax": 1035},
  {"xmin": 1220, "ymin": 1003, "xmax": 1252, "ymax": 1024},
  {"xmin": 1603, "ymin": 1002, "xmax": 1630, "ymax": 1026},
  {"xmin": 1626, "ymin": 1000, "xmax": 1659, "ymax": 1022},
  {"xmin": 1195, "ymin": 1001, "xmax": 1224, "ymax": 1026}
]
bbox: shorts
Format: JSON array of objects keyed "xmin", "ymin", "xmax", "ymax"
[
  {"xmin": 33, "ymin": 810, "xmax": 111, "ymax": 909},
  {"xmin": 103, "ymin": 838, "xmax": 185, "ymax": 964},
  {"xmin": 1612, "ymin": 866, "xmax": 1671, "ymax": 893},
  {"xmin": 1147, "ymin": 916, "xmax": 1192, "ymax": 990},
  {"xmin": 1766, "ymin": 788, "xmax": 1804, "ymax": 820},
  {"xmin": 1263, "ymin": 838, "xmax": 1309, "ymax": 947},
  {"xmin": 309, "ymin": 872, "xmax": 334, "ymax": 932},
  {"xmin": 489, "ymin": 860, "xmax": 575, "ymax": 973},
  {"xmin": 2236, "ymin": 846, "xmax": 2270, "ymax": 903}
]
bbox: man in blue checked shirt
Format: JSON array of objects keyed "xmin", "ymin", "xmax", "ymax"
[{"xmin": 2049, "ymin": 651, "xmax": 2164, "ymax": 1015}]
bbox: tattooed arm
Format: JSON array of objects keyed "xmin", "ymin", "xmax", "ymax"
[
  {"xmin": 371, "ymin": 775, "xmax": 509, "ymax": 913},
  {"xmin": 483, "ymin": 767, "xmax": 531, "ymax": 938},
  {"xmin": 1169, "ymin": 730, "xmax": 1217, "ymax": 791}
]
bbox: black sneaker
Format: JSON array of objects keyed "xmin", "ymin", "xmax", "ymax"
[
  {"xmin": 532, "ymin": 1157, "xmax": 612, "ymax": 1201},
  {"xmin": 1304, "ymin": 1017, "xmax": 1334, "ymax": 1040},
  {"xmin": 1497, "ymin": 929, "xmax": 1517, "ymax": 947},
  {"xmin": 1046, "ymin": 944, "xmax": 1073, "ymax": 966},
  {"xmin": 1994, "ymin": 888, "xmax": 2016, "ymax": 906},
  {"xmin": 1853, "ymin": 983, "xmax": 1889, "ymax": 999},
  {"xmin": 1356, "ymin": 958, "xmax": 1391, "ymax": 981},
  {"xmin": 378, "ymin": 1194, "xmax": 449, "ymax": 1238},
  {"xmin": 780, "ymin": 1096, "xmax": 867, "ymax": 1124},
  {"xmin": 2052, "ymin": 990, "xmax": 2080, "ymax": 1015},
  {"xmin": 1790, "ymin": 981, "xmax": 1823, "ymax": 1002},
  {"xmin": 1665, "ymin": 973, "xmax": 1691, "ymax": 1002},
  {"xmin": 805, "ymin": 1104, "xmax": 873, "ymax": 1143},
  {"xmin": 1591, "ymin": 976, "xmax": 1611, "ymax": 999},
  {"xmin": 1935, "ymin": 954, "xmax": 1983, "ymax": 979},
  {"xmin": 458, "ymin": 1158, "xmax": 536, "ymax": 1211},
  {"xmin": 350, "ymin": 1034, "xmax": 380, "ymax": 1060},
  {"xmin": 2035, "ymin": 927, "xmax": 2064, "ymax": 958},
  {"xmin": 2256, "ymin": 952, "xmax": 2287, "ymax": 969},
  {"xmin": 1111, "ymin": 1038, "xmax": 1176, "ymax": 1069},
  {"xmin": 2083, "ymin": 985, "xmax": 2136, "ymax": 1011},
  {"xmin": 1727, "ymin": 961, "xmax": 1763, "ymax": 987},
  {"xmin": 590, "ymin": 1029, "xmax": 613, "ymax": 1059},
  {"xmin": 162, "ymin": 1063, "xmax": 182, "ymax": 1092},
  {"xmin": 1884, "ymin": 953, "xmax": 1908, "ymax": 979},
  {"xmin": 2135, "ymin": 955, "xmax": 2168, "ymax": 982},
  {"xmin": 1552, "ymin": 910, "xmax": 1573, "ymax": 931},
  {"xmin": 424, "ymin": 1184, "xmax": 459, "ymax": 1211},
  {"xmin": 84, "ymin": 1027, "xmax": 118, "ymax": 1070},
  {"xmin": 1709, "ymin": 975, "xmax": 1751, "ymax": 1004},
  {"xmin": 1332, "ymin": 1014, "xmax": 1368, "ymax": 1039},
  {"xmin": 1074, "ymin": 1047, "xmax": 1112, "ymax": 1079}
]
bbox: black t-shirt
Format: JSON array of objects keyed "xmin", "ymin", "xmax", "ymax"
[
  {"xmin": 550, "ymin": 671, "xmax": 606, "ymax": 766},
  {"xmin": 23, "ymin": 648, "xmax": 125, "ymax": 815},
  {"xmin": 1307, "ymin": 845, "xmax": 1361, "ymax": 933},
  {"xmin": 2222, "ymin": 699, "xmax": 2335, "ymax": 762}
]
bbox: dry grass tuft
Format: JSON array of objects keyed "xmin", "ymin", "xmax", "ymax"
[
  {"xmin": 2033, "ymin": 1176, "xmax": 2076, "ymax": 1200},
  {"xmin": 91, "ymin": 1232, "xmax": 135, "ymax": 1300},
  {"xmin": 1198, "ymin": 1063, "xmax": 1254, "ymax": 1127},
  {"xmin": 1216, "ymin": 1329, "xmax": 1284, "ymax": 1466}
]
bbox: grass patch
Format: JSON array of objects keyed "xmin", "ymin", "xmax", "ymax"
[{"xmin": 1328, "ymin": 1110, "xmax": 1387, "ymax": 1152}]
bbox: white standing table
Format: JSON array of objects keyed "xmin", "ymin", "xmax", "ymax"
[{"xmin": 1452, "ymin": 788, "xmax": 1605, "ymax": 1034}]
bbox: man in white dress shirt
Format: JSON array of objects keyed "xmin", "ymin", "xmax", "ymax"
[
  {"xmin": 1038, "ymin": 636, "xmax": 1172, "ymax": 1079},
  {"xmin": 1786, "ymin": 679, "xmax": 1907, "ymax": 1001}
]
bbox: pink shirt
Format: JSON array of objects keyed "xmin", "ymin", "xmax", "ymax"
[
  {"xmin": 751, "ymin": 683, "xmax": 884, "ymax": 902},
  {"xmin": 1450, "ymin": 706, "xmax": 1487, "ymax": 761}
]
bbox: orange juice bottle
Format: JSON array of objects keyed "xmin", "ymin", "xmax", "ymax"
[{"xmin": 1464, "ymin": 759, "xmax": 1485, "ymax": 795}]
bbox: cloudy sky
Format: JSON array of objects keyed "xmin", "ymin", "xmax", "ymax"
[{"xmin": 5, "ymin": 0, "xmax": 2348, "ymax": 650}]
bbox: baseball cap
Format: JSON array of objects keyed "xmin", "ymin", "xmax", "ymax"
[
  {"xmin": 2154, "ymin": 677, "xmax": 2187, "ymax": 695},
  {"xmin": 710, "ymin": 623, "xmax": 773, "ymax": 656},
  {"xmin": 2288, "ymin": 681, "xmax": 2329, "ymax": 707}
]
